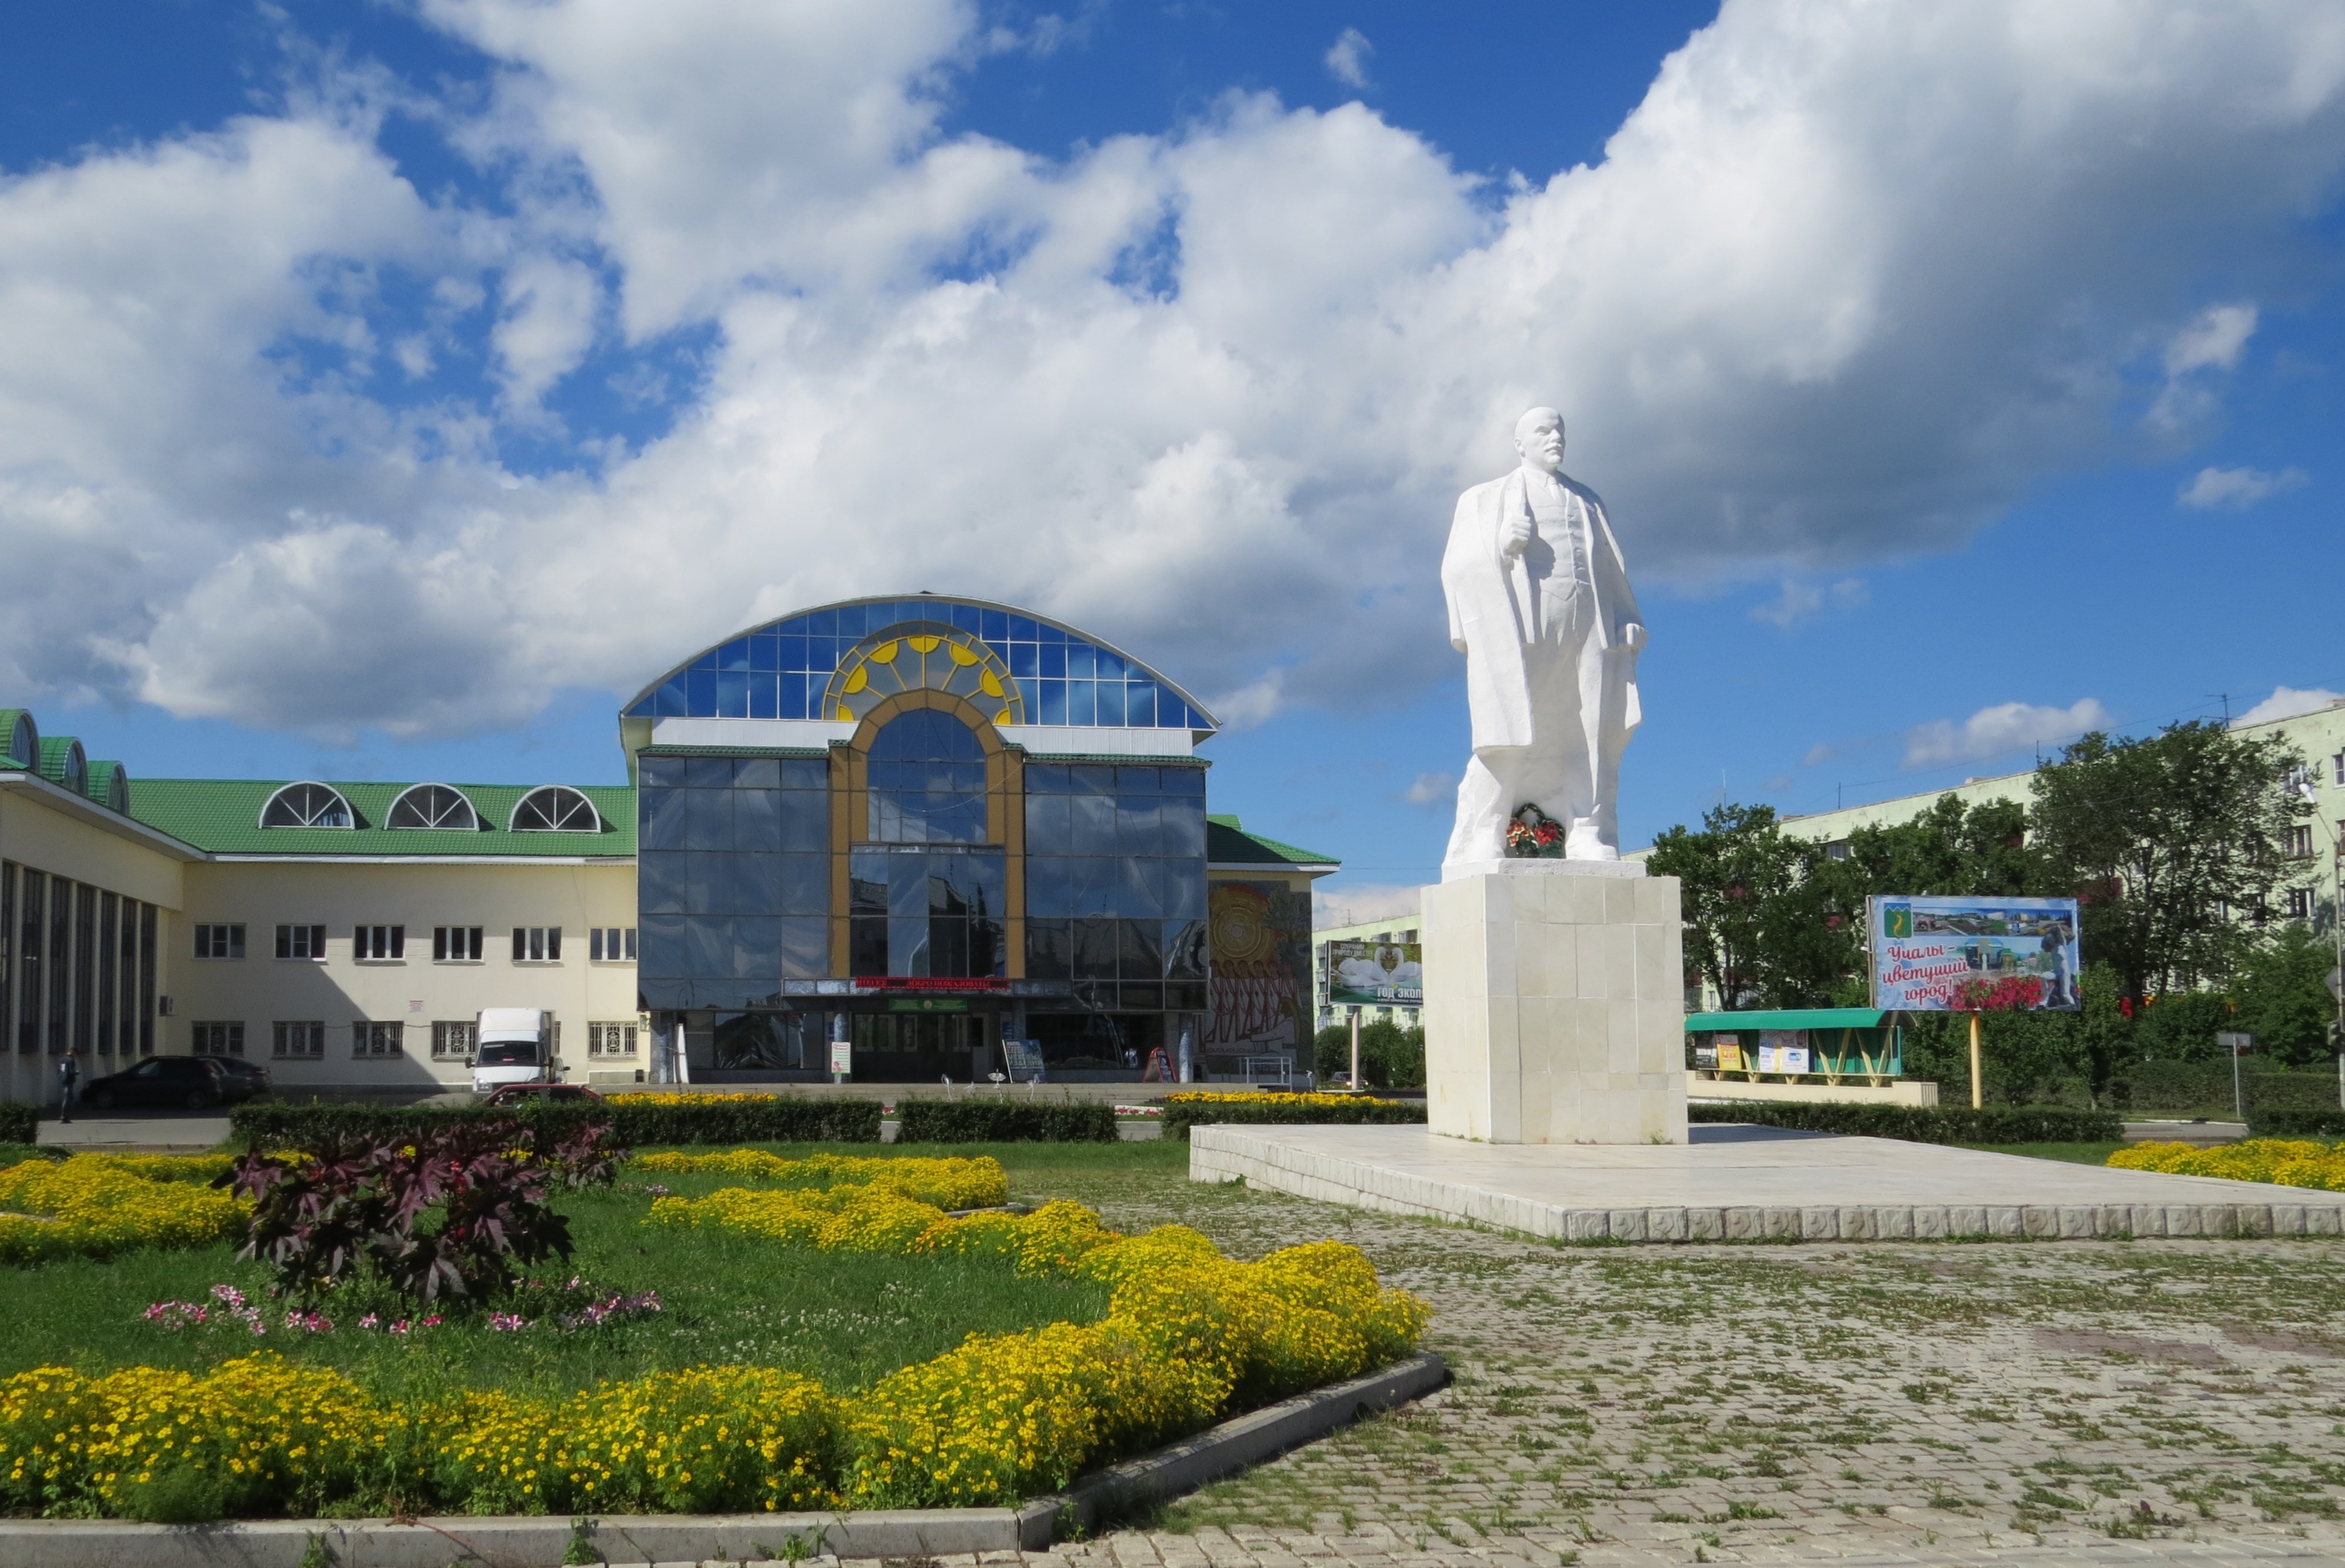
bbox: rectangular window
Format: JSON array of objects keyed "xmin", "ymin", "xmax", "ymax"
[
  {"xmin": 138, "ymin": 903, "xmax": 155, "ymax": 1054},
  {"xmin": 351, "ymin": 1021, "xmax": 403, "ymax": 1058},
  {"xmin": 191, "ymin": 1021, "xmax": 245, "ymax": 1057},
  {"xmin": 2285, "ymin": 825, "xmax": 2314, "ymax": 859},
  {"xmin": 588, "ymin": 1020, "xmax": 638, "ymax": 1057},
  {"xmin": 272, "ymin": 1021, "xmax": 324, "ymax": 1059},
  {"xmin": 49, "ymin": 877, "xmax": 72, "ymax": 1055},
  {"xmin": 275, "ymin": 924, "xmax": 327, "ymax": 960},
  {"xmin": 118, "ymin": 898, "xmax": 138, "ymax": 1058},
  {"xmin": 0, "ymin": 863, "xmax": 11, "ymax": 1057},
  {"xmin": 2286, "ymin": 888, "xmax": 2316, "ymax": 920},
  {"xmin": 589, "ymin": 927, "xmax": 637, "ymax": 962},
  {"xmin": 72, "ymin": 883, "xmax": 95, "ymax": 1056},
  {"xmin": 433, "ymin": 926, "xmax": 484, "ymax": 963},
  {"xmin": 193, "ymin": 923, "xmax": 246, "ymax": 960},
  {"xmin": 431, "ymin": 1020, "xmax": 477, "ymax": 1060},
  {"xmin": 2334, "ymin": 751, "xmax": 2344, "ymax": 785},
  {"xmin": 353, "ymin": 926, "xmax": 405, "ymax": 961},
  {"xmin": 14, "ymin": 868, "xmax": 38, "ymax": 1056},
  {"xmin": 97, "ymin": 893, "xmax": 117, "ymax": 1054},
  {"xmin": 511, "ymin": 927, "xmax": 562, "ymax": 963}
]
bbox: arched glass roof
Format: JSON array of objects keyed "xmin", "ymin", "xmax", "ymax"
[
  {"xmin": 1, "ymin": 710, "xmax": 35, "ymax": 770},
  {"xmin": 38, "ymin": 737, "xmax": 86, "ymax": 799},
  {"xmin": 623, "ymin": 596, "xmax": 1217, "ymax": 733},
  {"xmin": 85, "ymin": 760, "xmax": 129, "ymax": 814},
  {"xmin": 511, "ymin": 784, "xmax": 604, "ymax": 833},
  {"xmin": 261, "ymin": 781, "xmax": 355, "ymax": 829},
  {"xmin": 387, "ymin": 783, "xmax": 481, "ymax": 831}
]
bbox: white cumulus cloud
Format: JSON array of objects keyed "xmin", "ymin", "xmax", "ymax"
[
  {"xmin": 2233, "ymin": 685, "xmax": 2343, "ymax": 727},
  {"xmin": 1903, "ymin": 698, "xmax": 2113, "ymax": 770},
  {"xmin": 1325, "ymin": 28, "xmax": 1374, "ymax": 91},
  {"xmin": 2177, "ymin": 464, "xmax": 2308, "ymax": 508}
]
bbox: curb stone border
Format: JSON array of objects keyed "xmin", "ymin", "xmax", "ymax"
[{"xmin": 0, "ymin": 1353, "xmax": 1448, "ymax": 1568}]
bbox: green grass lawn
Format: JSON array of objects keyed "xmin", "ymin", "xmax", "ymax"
[{"xmin": 0, "ymin": 1143, "xmax": 1168, "ymax": 1400}]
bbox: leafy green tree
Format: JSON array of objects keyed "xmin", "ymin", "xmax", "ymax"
[
  {"xmin": 2228, "ymin": 921, "xmax": 2339, "ymax": 1067},
  {"xmin": 2028, "ymin": 721, "xmax": 2312, "ymax": 1006},
  {"xmin": 1311, "ymin": 1018, "xmax": 1426, "ymax": 1087},
  {"xmin": 1647, "ymin": 804, "xmax": 1822, "ymax": 1007}
]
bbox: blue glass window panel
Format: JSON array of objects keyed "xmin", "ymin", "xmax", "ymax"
[
  {"xmin": 678, "ymin": 854, "xmax": 732, "ymax": 916},
  {"xmin": 780, "ymin": 759, "xmax": 827, "ymax": 790},
  {"xmin": 807, "ymin": 639, "xmax": 837, "ymax": 674},
  {"xmin": 955, "ymin": 603, "xmax": 984, "ymax": 633},
  {"xmin": 887, "ymin": 855, "xmax": 929, "ymax": 917},
  {"xmin": 1096, "ymin": 650, "xmax": 1125, "ymax": 681},
  {"xmin": 779, "ymin": 917, "xmax": 829, "ymax": 980},
  {"xmin": 734, "ymin": 757, "xmax": 780, "ymax": 789},
  {"xmin": 1165, "ymin": 919, "xmax": 1208, "ymax": 978},
  {"xmin": 637, "ymin": 853, "xmax": 685, "ymax": 914},
  {"xmin": 1078, "ymin": 856, "xmax": 1122, "ymax": 917},
  {"xmin": 1115, "ymin": 859, "xmax": 1159, "ymax": 918},
  {"xmin": 732, "ymin": 790, "xmax": 782, "ymax": 850},
  {"xmin": 1069, "ymin": 792, "xmax": 1115, "ymax": 854},
  {"xmin": 626, "ymin": 695, "xmax": 653, "ymax": 717},
  {"xmin": 1117, "ymin": 795, "xmax": 1163, "ymax": 854},
  {"xmin": 1163, "ymin": 858, "xmax": 1207, "ymax": 918},
  {"xmin": 1165, "ymin": 766, "xmax": 1206, "ymax": 797},
  {"xmin": 727, "ymin": 854, "xmax": 781, "ymax": 915},
  {"xmin": 638, "ymin": 911, "xmax": 686, "ymax": 970},
  {"xmin": 1118, "ymin": 683, "xmax": 1149, "ymax": 727},
  {"xmin": 652, "ymin": 678, "xmax": 684, "ymax": 718},
  {"xmin": 1008, "ymin": 614, "xmax": 1036, "ymax": 641},
  {"xmin": 1037, "ymin": 680, "xmax": 1066, "ymax": 724},
  {"xmin": 693, "ymin": 651, "xmax": 720, "ymax": 672},
  {"xmin": 969, "ymin": 851, "xmax": 1006, "ymax": 915},
  {"xmin": 682, "ymin": 755, "xmax": 732, "ymax": 788},
  {"xmin": 1025, "ymin": 792, "xmax": 1072, "ymax": 851},
  {"xmin": 686, "ymin": 670, "xmax": 717, "ymax": 714},
  {"xmin": 1071, "ymin": 918, "xmax": 1120, "ymax": 978},
  {"xmin": 1093, "ymin": 682, "xmax": 1124, "ymax": 726},
  {"xmin": 747, "ymin": 675, "xmax": 777, "ymax": 719},
  {"xmin": 809, "ymin": 607, "xmax": 838, "ymax": 637},
  {"xmin": 717, "ymin": 638, "xmax": 750, "ymax": 672},
  {"xmin": 1026, "ymin": 764, "xmax": 1069, "ymax": 794},
  {"xmin": 889, "ymin": 914, "xmax": 930, "ymax": 977},
  {"xmin": 1117, "ymin": 766, "xmax": 1159, "ymax": 794},
  {"xmin": 1119, "ymin": 919, "xmax": 1163, "ymax": 977},
  {"xmin": 1072, "ymin": 764, "xmax": 1114, "ymax": 795},
  {"xmin": 716, "ymin": 670, "xmax": 750, "ymax": 717},
  {"xmin": 639, "ymin": 754, "xmax": 688, "ymax": 790},
  {"xmin": 1163, "ymin": 797, "xmax": 1208, "ymax": 857},
  {"xmin": 681, "ymin": 791, "xmax": 732, "ymax": 851},
  {"xmin": 1007, "ymin": 642, "xmax": 1037, "ymax": 678},
  {"xmin": 1066, "ymin": 681, "xmax": 1095, "ymax": 725},
  {"xmin": 777, "ymin": 793, "xmax": 827, "ymax": 852},
  {"xmin": 1025, "ymin": 855, "xmax": 1071, "ymax": 917},
  {"xmin": 773, "ymin": 673, "xmax": 804, "ymax": 718},
  {"xmin": 978, "ymin": 607, "xmax": 1007, "ymax": 640},
  {"xmin": 1065, "ymin": 641, "xmax": 1095, "ymax": 678},
  {"xmin": 774, "ymin": 854, "xmax": 826, "ymax": 914},
  {"xmin": 1037, "ymin": 621, "xmax": 1066, "ymax": 644},
  {"xmin": 1039, "ymin": 643, "xmax": 1066, "ymax": 678},
  {"xmin": 727, "ymin": 918, "xmax": 781, "ymax": 978},
  {"xmin": 750, "ymin": 634, "xmax": 779, "ymax": 671},
  {"xmin": 780, "ymin": 634, "xmax": 809, "ymax": 671}
]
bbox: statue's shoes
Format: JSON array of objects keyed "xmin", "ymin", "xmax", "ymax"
[{"xmin": 1564, "ymin": 821, "xmax": 1618, "ymax": 860}]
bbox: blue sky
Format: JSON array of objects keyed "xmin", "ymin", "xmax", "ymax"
[{"xmin": 4, "ymin": 1, "xmax": 2342, "ymax": 924}]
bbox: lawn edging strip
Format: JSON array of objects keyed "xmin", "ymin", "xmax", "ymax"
[{"xmin": 0, "ymin": 1352, "xmax": 1448, "ymax": 1568}]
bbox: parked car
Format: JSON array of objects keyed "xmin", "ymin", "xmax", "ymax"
[
  {"xmin": 78, "ymin": 1055, "xmax": 267, "ymax": 1111},
  {"xmin": 481, "ymin": 1083, "xmax": 604, "ymax": 1107}
]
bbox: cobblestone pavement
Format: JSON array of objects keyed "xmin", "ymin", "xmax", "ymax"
[{"xmin": 1017, "ymin": 1156, "xmax": 2345, "ymax": 1566}]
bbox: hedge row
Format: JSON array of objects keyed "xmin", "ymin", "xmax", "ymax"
[
  {"xmin": 2246, "ymin": 1109, "xmax": 2345, "ymax": 1138},
  {"xmin": 0, "ymin": 1104, "xmax": 36, "ymax": 1145},
  {"xmin": 228, "ymin": 1094, "xmax": 883, "ymax": 1150},
  {"xmin": 1688, "ymin": 1100, "xmax": 2123, "ymax": 1144},
  {"xmin": 1160, "ymin": 1094, "xmax": 1428, "ymax": 1143},
  {"xmin": 893, "ymin": 1100, "xmax": 1119, "ymax": 1143}
]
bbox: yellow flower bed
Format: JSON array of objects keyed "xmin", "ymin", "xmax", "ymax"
[
  {"xmin": 0, "ymin": 1154, "xmax": 245, "ymax": 1264},
  {"xmin": 632, "ymin": 1151, "xmax": 1007, "ymax": 1210},
  {"xmin": 1163, "ymin": 1091, "xmax": 1415, "ymax": 1108},
  {"xmin": 2109, "ymin": 1138, "xmax": 2345, "ymax": 1190}
]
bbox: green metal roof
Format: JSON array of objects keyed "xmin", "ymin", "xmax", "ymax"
[
  {"xmin": 1206, "ymin": 814, "xmax": 1339, "ymax": 870},
  {"xmin": 129, "ymin": 779, "xmax": 636, "ymax": 857},
  {"xmin": 636, "ymin": 745, "xmax": 830, "ymax": 758},
  {"xmin": 1685, "ymin": 1008, "xmax": 1904, "ymax": 1032}
]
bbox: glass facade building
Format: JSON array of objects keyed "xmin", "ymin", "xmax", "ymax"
[{"xmin": 627, "ymin": 597, "xmax": 1229, "ymax": 1083}]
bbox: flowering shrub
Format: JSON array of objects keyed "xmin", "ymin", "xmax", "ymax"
[
  {"xmin": 631, "ymin": 1151, "xmax": 1007, "ymax": 1210},
  {"xmin": 1159, "ymin": 1091, "xmax": 1427, "ymax": 1141},
  {"xmin": 0, "ymin": 1154, "xmax": 245, "ymax": 1264},
  {"xmin": 1951, "ymin": 974, "xmax": 2045, "ymax": 1011},
  {"xmin": 2109, "ymin": 1138, "xmax": 2345, "ymax": 1190}
]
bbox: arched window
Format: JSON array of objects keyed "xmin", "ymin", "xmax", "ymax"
[
  {"xmin": 511, "ymin": 785, "xmax": 603, "ymax": 833},
  {"xmin": 38, "ymin": 738, "xmax": 87, "ymax": 800},
  {"xmin": 87, "ymin": 761, "xmax": 129, "ymax": 814},
  {"xmin": 260, "ymin": 781, "xmax": 354, "ymax": 829},
  {"xmin": 866, "ymin": 710, "xmax": 988, "ymax": 844},
  {"xmin": 387, "ymin": 784, "xmax": 481, "ymax": 831},
  {"xmin": 1, "ymin": 710, "xmax": 35, "ymax": 770}
]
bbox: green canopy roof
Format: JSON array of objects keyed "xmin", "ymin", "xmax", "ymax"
[{"xmin": 1684, "ymin": 1008, "xmax": 1904, "ymax": 1032}]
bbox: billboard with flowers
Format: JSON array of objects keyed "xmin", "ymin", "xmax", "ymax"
[{"xmin": 1867, "ymin": 895, "xmax": 2082, "ymax": 1011}]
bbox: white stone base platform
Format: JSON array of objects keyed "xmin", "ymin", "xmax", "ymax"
[{"xmin": 1189, "ymin": 1123, "xmax": 2345, "ymax": 1243}]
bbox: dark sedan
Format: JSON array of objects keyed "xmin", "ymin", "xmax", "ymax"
[{"xmin": 78, "ymin": 1055, "xmax": 268, "ymax": 1111}]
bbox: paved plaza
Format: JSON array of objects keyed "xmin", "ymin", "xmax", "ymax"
[{"xmin": 1026, "ymin": 1148, "xmax": 2345, "ymax": 1568}]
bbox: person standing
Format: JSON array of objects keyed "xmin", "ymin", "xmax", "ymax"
[{"xmin": 56, "ymin": 1047, "xmax": 79, "ymax": 1124}]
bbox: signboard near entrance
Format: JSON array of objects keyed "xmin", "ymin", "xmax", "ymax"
[
  {"xmin": 1868, "ymin": 895, "xmax": 2082, "ymax": 1011},
  {"xmin": 889, "ymin": 997, "xmax": 968, "ymax": 1013},
  {"xmin": 1003, "ymin": 1040, "xmax": 1045, "ymax": 1082},
  {"xmin": 829, "ymin": 1037, "xmax": 853, "ymax": 1075}
]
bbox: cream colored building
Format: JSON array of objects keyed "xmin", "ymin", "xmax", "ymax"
[
  {"xmin": 1776, "ymin": 695, "xmax": 2345, "ymax": 922},
  {"xmin": 1, "ymin": 705, "xmax": 644, "ymax": 1100}
]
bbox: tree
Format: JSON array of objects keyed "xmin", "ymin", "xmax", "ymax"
[
  {"xmin": 1647, "ymin": 804, "xmax": 1854, "ymax": 1007},
  {"xmin": 2228, "ymin": 921, "xmax": 2339, "ymax": 1068},
  {"xmin": 1825, "ymin": 794, "xmax": 2035, "ymax": 899},
  {"xmin": 2028, "ymin": 721, "xmax": 2311, "ymax": 1006}
]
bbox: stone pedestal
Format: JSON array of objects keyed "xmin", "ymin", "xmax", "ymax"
[{"xmin": 1421, "ymin": 861, "xmax": 1687, "ymax": 1144}]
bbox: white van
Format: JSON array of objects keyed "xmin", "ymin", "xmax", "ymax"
[{"xmin": 472, "ymin": 1008, "xmax": 555, "ymax": 1095}]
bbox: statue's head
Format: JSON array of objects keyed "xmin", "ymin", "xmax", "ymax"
[{"xmin": 1513, "ymin": 407, "xmax": 1565, "ymax": 474}]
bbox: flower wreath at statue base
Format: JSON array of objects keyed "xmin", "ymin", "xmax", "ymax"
[{"xmin": 1505, "ymin": 803, "xmax": 1566, "ymax": 858}]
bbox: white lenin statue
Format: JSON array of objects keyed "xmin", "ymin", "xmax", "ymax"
[{"xmin": 1441, "ymin": 407, "xmax": 1645, "ymax": 871}]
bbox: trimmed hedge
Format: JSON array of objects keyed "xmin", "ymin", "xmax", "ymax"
[
  {"xmin": 2246, "ymin": 1109, "xmax": 2345, "ymax": 1138},
  {"xmin": 1688, "ymin": 1100, "xmax": 2123, "ymax": 1145},
  {"xmin": 1161, "ymin": 1094, "xmax": 1428, "ymax": 1143},
  {"xmin": 228, "ymin": 1094, "xmax": 884, "ymax": 1150},
  {"xmin": 892, "ymin": 1100, "xmax": 1118, "ymax": 1143},
  {"xmin": 0, "ymin": 1103, "xmax": 37, "ymax": 1145}
]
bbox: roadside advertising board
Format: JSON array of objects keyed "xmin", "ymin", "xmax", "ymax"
[
  {"xmin": 1868, "ymin": 895, "xmax": 2083, "ymax": 1012},
  {"xmin": 1325, "ymin": 940, "xmax": 1424, "ymax": 1008}
]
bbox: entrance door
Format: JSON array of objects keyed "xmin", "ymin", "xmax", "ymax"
[{"xmin": 850, "ymin": 1011, "xmax": 997, "ymax": 1082}]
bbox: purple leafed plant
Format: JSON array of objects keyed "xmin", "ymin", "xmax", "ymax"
[{"xmin": 215, "ymin": 1117, "xmax": 625, "ymax": 1310}]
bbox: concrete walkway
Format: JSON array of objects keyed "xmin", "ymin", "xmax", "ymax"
[
  {"xmin": 36, "ymin": 1110, "xmax": 231, "ymax": 1151},
  {"xmin": 1190, "ymin": 1121, "xmax": 2345, "ymax": 1242}
]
